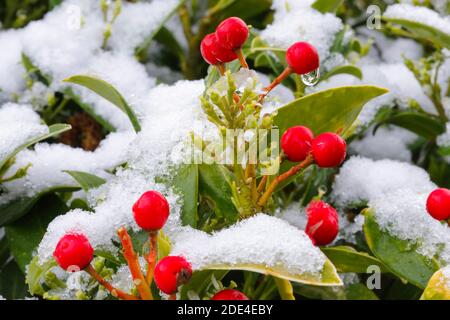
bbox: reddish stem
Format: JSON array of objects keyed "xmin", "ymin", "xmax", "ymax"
[
  {"xmin": 168, "ymin": 294, "xmax": 177, "ymax": 300},
  {"xmin": 146, "ymin": 231, "xmax": 158, "ymax": 286},
  {"xmin": 85, "ymin": 264, "xmax": 138, "ymax": 300},
  {"xmin": 117, "ymin": 227, "xmax": 153, "ymax": 300},
  {"xmin": 260, "ymin": 67, "xmax": 293, "ymax": 101},
  {"xmin": 216, "ymin": 63, "xmax": 226, "ymax": 76},
  {"xmin": 257, "ymin": 154, "xmax": 314, "ymax": 207},
  {"xmin": 236, "ymin": 48, "xmax": 249, "ymax": 69}
]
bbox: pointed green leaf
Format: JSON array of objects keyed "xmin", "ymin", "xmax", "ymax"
[
  {"xmin": 383, "ymin": 17, "xmax": 450, "ymax": 49},
  {"xmin": 322, "ymin": 245, "xmax": 389, "ymax": 273},
  {"xmin": 64, "ymin": 75, "xmax": 141, "ymax": 132},
  {"xmin": 64, "ymin": 170, "xmax": 106, "ymax": 192},
  {"xmin": 421, "ymin": 267, "xmax": 450, "ymax": 300},
  {"xmin": 320, "ymin": 65, "xmax": 363, "ymax": 82},
  {"xmin": 172, "ymin": 164, "xmax": 199, "ymax": 227}
]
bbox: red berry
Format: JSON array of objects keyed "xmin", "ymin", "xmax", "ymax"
[
  {"xmin": 311, "ymin": 132, "xmax": 346, "ymax": 168},
  {"xmin": 53, "ymin": 233, "xmax": 94, "ymax": 271},
  {"xmin": 281, "ymin": 126, "xmax": 314, "ymax": 162},
  {"xmin": 426, "ymin": 188, "xmax": 450, "ymax": 221},
  {"xmin": 154, "ymin": 256, "xmax": 192, "ymax": 294},
  {"xmin": 286, "ymin": 42, "xmax": 320, "ymax": 75},
  {"xmin": 211, "ymin": 289, "xmax": 249, "ymax": 300},
  {"xmin": 133, "ymin": 190, "xmax": 170, "ymax": 231},
  {"xmin": 305, "ymin": 200, "xmax": 339, "ymax": 246},
  {"xmin": 200, "ymin": 33, "xmax": 237, "ymax": 65},
  {"xmin": 215, "ymin": 17, "xmax": 249, "ymax": 50}
]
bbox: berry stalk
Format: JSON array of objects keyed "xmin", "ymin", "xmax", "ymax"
[
  {"xmin": 257, "ymin": 154, "xmax": 314, "ymax": 207},
  {"xmin": 85, "ymin": 265, "xmax": 138, "ymax": 300},
  {"xmin": 145, "ymin": 231, "xmax": 158, "ymax": 286},
  {"xmin": 235, "ymin": 48, "xmax": 249, "ymax": 69},
  {"xmin": 117, "ymin": 227, "xmax": 153, "ymax": 300},
  {"xmin": 260, "ymin": 67, "xmax": 293, "ymax": 100}
]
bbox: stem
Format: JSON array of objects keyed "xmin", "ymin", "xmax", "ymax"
[
  {"xmin": 146, "ymin": 231, "xmax": 158, "ymax": 286},
  {"xmin": 274, "ymin": 277, "xmax": 295, "ymax": 300},
  {"xmin": 85, "ymin": 265, "xmax": 138, "ymax": 300},
  {"xmin": 216, "ymin": 63, "xmax": 226, "ymax": 76},
  {"xmin": 236, "ymin": 48, "xmax": 249, "ymax": 69},
  {"xmin": 257, "ymin": 154, "xmax": 314, "ymax": 208},
  {"xmin": 168, "ymin": 294, "xmax": 177, "ymax": 300},
  {"xmin": 117, "ymin": 227, "xmax": 153, "ymax": 300},
  {"xmin": 260, "ymin": 67, "xmax": 293, "ymax": 101},
  {"xmin": 257, "ymin": 175, "xmax": 268, "ymax": 193}
]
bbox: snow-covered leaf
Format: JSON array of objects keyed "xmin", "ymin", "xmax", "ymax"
[
  {"xmin": 322, "ymin": 246, "xmax": 388, "ymax": 273},
  {"xmin": 64, "ymin": 75, "xmax": 141, "ymax": 132},
  {"xmin": 0, "ymin": 123, "xmax": 71, "ymax": 173},
  {"xmin": 421, "ymin": 266, "xmax": 450, "ymax": 300},
  {"xmin": 363, "ymin": 208, "xmax": 438, "ymax": 289},
  {"xmin": 64, "ymin": 170, "xmax": 106, "ymax": 192},
  {"xmin": 26, "ymin": 256, "xmax": 57, "ymax": 296}
]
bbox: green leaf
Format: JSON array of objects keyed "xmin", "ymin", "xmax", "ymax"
[
  {"xmin": 0, "ymin": 237, "xmax": 10, "ymax": 269},
  {"xmin": 202, "ymin": 259, "xmax": 342, "ymax": 287},
  {"xmin": 321, "ymin": 246, "xmax": 389, "ymax": 273},
  {"xmin": 64, "ymin": 75, "xmax": 141, "ymax": 132},
  {"xmin": 63, "ymin": 88, "xmax": 116, "ymax": 132},
  {"xmin": 0, "ymin": 185, "xmax": 80, "ymax": 226},
  {"xmin": 21, "ymin": 53, "xmax": 51, "ymax": 86},
  {"xmin": 312, "ymin": 0, "xmax": 344, "ymax": 13},
  {"xmin": 383, "ymin": 17, "xmax": 450, "ymax": 49},
  {"xmin": 0, "ymin": 123, "xmax": 72, "ymax": 172},
  {"xmin": 5, "ymin": 194, "xmax": 69, "ymax": 272},
  {"xmin": 179, "ymin": 270, "xmax": 229, "ymax": 300},
  {"xmin": 274, "ymin": 86, "xmax": 389, "ymax": 137},
  {"xmin": 345, "ymin": 283, "xmax": 379, "ymax": 300},
  {"xmin": 198, "ymin": 164, "xmax": 238, "ymax": 221},
  {"xmin": 172, "ymin": 164, "xmax": 198, "ymax": 227},
  {"xmin": 363, "ymin": 209, "xmax": 438, "ymax": 289},
  {"xmin": 421, "ymin": 267, "xmax": 450, "ymax": 300},
  {"xmin": 64, "ymin": 170, "xmax": 106, "ymax": 192},
  {"xmin": 0, "ymin": 260, "xmax": 27, "ymax": 299},
  {"xmin": 26, "ymin": 256, "xmax": 57, "ymax": 296},
  {"xmin": 320, "ymin": 65, "xmax": 363, "ymax": 82},
  {"xmin": 375, "ymin": 111, "xmax": 445, "ymax": 140}
]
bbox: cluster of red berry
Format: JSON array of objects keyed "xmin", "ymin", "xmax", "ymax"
[
  {"xmin": 200, "ymin": 17, "xmax": 320, "ymax": 97},
  {"xmin": 53, "ymin": 190, "xmax": 248, "ymax": 300}
]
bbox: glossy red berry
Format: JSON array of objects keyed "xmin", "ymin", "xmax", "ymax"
[
  {"xmin": 311, "ymin": 132, "xmax": 346, "ymax": 168},
  {"xmin": 426, "ymin": 188, "xmax": 450, "ymax": 221},
  {"xmin": 200, "ymin": 33, "xmax": 237, "ymax": 65},
  {"xmin": 305, "ymin": 200, "xmax": 339, "ymax": 246},
  {"xmin": 286, "ymin": 42, "xmax": 320, "ymax": 75},
  {"xmin": 53, "ymin": 233, "xmax": 94, "ymax": 271},
  {"xmin": 211, "ymin": 289, "xmax": 249, "ymax": 300},
  {"xmin": 215, "ymin": 17, "xmax": 249, "ymax": 50},
  {"xmin": 154, "ymin": 256, "xmax": 192, "ymax": 294},
  {"xmin": 281, "ymin": 126, "xmax": 314, "ymax": 162},
  {"xmin": 133, "ymin": 190, "xmax": 170, "ymax": 231}
]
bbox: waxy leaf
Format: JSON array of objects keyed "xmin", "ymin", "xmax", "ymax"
[
  {"xmin": 172, "ymin": 164, "xmax": 199, "ymax": 227},
  {"xmin": 320, "ymin": 65, "xmax": 363, "ymax": 82},
  {"xmin": 312, "ymin": 0, "xmax": 344, "ymax": 13},
  {"xmin": 64, "ymin": 75, "xmax": 141, "ymax": 132},
  {"xmin": 274, "ymin": 86, "xmax": 389, "ymax": 137},
  {"xmin": 26, "ymin": 256, "xmax": 57, "ymax": 296},
  {"xmin": 383, "ymin": 17, "xmax": 450, "ymax": 49},
  {"xmin": 64, "ymin": 170, "xmax": 106, "ymax": 192},
  {"xmin": 0, "ymin": 260, "xmax": 27, "ymax": 299},
  {"xmin": 363, "ymin": 209, "xmax": 438, "ymax": 289},
  {"xmin": 322, "ymin": 245, "xmax": 389, "ymax": 273}
]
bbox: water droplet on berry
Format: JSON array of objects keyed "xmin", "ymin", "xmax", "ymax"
[{"xmin": 301, "ymin": 69, "xmax": 320, "ymax": 86}]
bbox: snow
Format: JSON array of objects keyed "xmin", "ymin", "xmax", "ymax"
[
  {"xmin": 384, "ymin": 4, "xmax": 450, "ymax": 35},
  {"xmin": 260, "ymin": 6, "xmax": 344, "ymax": 63},
  {"xmin": 276, "ymin": 203, "xmax": 307, "ymax": 230},
  {"xmin": 170, "ymin": 214, "xmax": 327, "ymax": 276},
  {"xmin": 0, "ymin": 103, "xmax": 48, "ymax": 166},
  {"xmin": 0, "ymin": 30, "xmax": 26, "ymax": 100},
  {"xmin": 350, "ymin": 126, "xmax": 417, "ymax": 162}
]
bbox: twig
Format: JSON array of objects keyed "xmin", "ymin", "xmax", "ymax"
[
  {"xmin": 85, "ymin": 265, "xmax": 138, "ymax": 300},
  {"xmin": 146, "ymin": 231, "xmax": 158, "ymax": 286}
]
